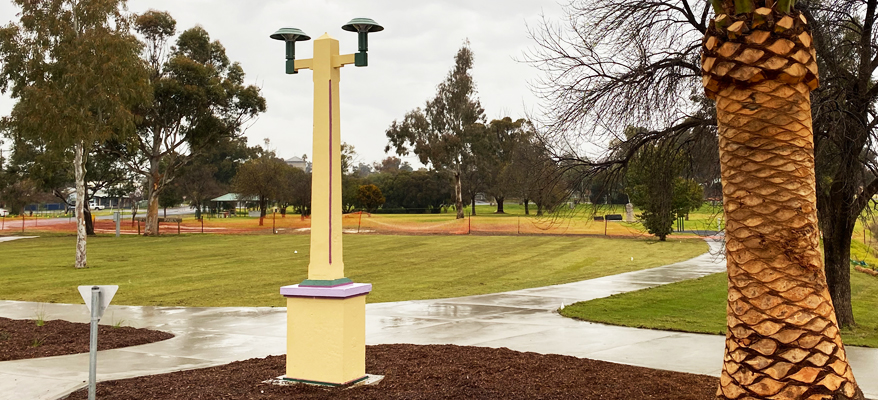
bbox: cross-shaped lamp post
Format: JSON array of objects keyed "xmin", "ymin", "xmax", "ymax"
[{"xmin": 272, "ymin": 18, "xmax": 383, "ymax": 387}]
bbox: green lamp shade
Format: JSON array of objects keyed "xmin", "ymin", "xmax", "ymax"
[
  {"xmin": 270, "ymin": 27, "xmax": 311, "ymax": 42},
  {"xmin": 341, "ymin": 18, "xmax": 384, "ymax": 33}
]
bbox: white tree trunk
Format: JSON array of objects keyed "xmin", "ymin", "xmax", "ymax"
[
  {"xmin": 74, "ymin": 141, "xmax": 87, "ymax": 269},
  {"xmin": 145, "ymin": 185, "xmax": 160, "ymax": 236},
  {"xmin": 144, "ymin": 155, "xmax": 160, "ymax": 235}
]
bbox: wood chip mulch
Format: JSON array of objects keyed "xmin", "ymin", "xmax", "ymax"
[
  {"xmin": 0, "ymin": 317, "xmax": 174, "ymax": 361},
  {"xmin": 67, "ymin": 344, "xmax": 718, "ymax": 399}
]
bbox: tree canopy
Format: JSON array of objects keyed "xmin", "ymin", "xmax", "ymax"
[{"xmin": 117, "ymin": 10, "xmax": 266, "ymax": 235}]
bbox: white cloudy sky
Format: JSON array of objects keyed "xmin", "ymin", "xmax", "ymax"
[{"xmin": 0, "ymin": 0, "xmax": 566, "ymax": 167}]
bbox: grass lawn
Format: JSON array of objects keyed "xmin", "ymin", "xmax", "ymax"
[
  {"xmin": 0, "ymin": 233, "xmax": 707, "ymax": 307},
  {"xmin": 560, "ymin": 268, "xmax": 878, "ymax": 347}
]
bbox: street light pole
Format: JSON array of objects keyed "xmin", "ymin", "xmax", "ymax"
[{"xmin": 272, "ymin": 19, "xmax": 382, "ymax": 387}]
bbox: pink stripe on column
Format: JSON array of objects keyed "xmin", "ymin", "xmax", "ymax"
[{"xmin": 328, "ymin": 80, "xmax": 332, "ymax": 265}]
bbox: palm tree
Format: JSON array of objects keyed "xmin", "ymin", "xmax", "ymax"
[{"xmin": 702, "ymin": 1, "xmax": 863, "ymax": 398}]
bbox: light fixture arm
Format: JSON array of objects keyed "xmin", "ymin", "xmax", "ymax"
[{"xmin": 286, "ymin": 41, "xmax": 297, "ymax": 74}]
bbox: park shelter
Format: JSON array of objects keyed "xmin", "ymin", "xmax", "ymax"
[{"xmin": 210, "ymin": 193, "xmax": 257, "ymax": 216}]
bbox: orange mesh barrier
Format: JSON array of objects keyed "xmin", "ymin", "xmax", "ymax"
[{"xmin": 7, "ymin": 211, "xmax": 715, "ymax": 239}]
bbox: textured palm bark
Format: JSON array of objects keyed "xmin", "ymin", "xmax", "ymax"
[{"xmin": 702, "ymin": 5, "xmax": 863, "ymax": 400}]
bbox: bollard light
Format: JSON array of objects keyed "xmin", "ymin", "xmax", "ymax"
[
  {"xmin": 341, "ymin": 18, "xmax": 384, "ymax": 67},
  {"xmin": 270, "ymin": 27, "xmax": 311, "ymax": 74}
]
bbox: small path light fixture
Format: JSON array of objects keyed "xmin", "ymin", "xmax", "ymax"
[{"xmin": 271, "ymin": 19, "xmax": 383, "ymax": 387}]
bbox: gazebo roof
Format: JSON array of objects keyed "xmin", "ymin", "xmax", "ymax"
[{"xmin": 211, "ymin": 193, "xmax": 256, "ymax": 202}]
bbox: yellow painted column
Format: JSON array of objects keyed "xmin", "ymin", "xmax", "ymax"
[{"xmin": 307, "ymin": 33, "xmax": 345, "ymax": 281}]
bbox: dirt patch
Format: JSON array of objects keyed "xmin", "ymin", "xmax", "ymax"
[
  {"xmin": 67, "ymin": 344, "xmax": 717, "ymax": 399},
  {"xmin": 0, "ymin": 317, "xmax": 174, "ymax": 361}
]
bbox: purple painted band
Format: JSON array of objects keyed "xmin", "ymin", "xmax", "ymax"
[{"xmin": 280, "ymin": 283, "xmax": 372, "ymax": 299}]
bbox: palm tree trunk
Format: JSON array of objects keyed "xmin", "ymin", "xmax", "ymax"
[{"xmin": 702, "ymin": 5, "xmax": 862, "ymax": 399}]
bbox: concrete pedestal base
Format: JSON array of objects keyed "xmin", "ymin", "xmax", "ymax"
[{"xmin": 281, "ymin": 283, "xmax": 371, "ymax": 385}]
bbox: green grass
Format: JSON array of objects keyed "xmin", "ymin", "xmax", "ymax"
[
  {"xmin": 0, "ymin": 233, "xmax": 707, "ymax": 307},
  {"xmin": 560, "ymin": 269, "xmax": 878, "ymax": 347}
]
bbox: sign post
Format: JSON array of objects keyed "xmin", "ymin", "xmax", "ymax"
[
  {"xmin": 113, "ymin": 211, "xmax": 121, "ymax": 237},
  {"xmin": 78, "ymin": 285, "xmax": 118, "ymax": 400}
]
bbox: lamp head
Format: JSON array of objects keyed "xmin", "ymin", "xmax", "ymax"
[
  {"xmin": 341, "ymin": 18, "xmax": 383, "ymax": 67},
  {"xmin": 341, "ymin": 18, "xmax": 384, "ymax": 33},
  {"xmin": 270, "ymin": 27, "xmax": 311, "ymax": 42}
]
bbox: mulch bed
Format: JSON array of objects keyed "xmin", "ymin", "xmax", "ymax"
[
  {"xmin": 0, "ymin": 317, "xmax": 174, "ymax": 361},
  {"xmin": 67, "ymin": 344, "xmax": 718, "ymax": 399}
]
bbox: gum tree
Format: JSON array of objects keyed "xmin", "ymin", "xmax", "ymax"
[
  {"xmin": 702, "ymin": 0, "xmax": 862, "ymax": 398},
  {"xmin": 385, "ymin": 42, "xmax": 486, "ymax": 219},
  {"xmin": 0, "ymin": 0, "xmax": 149, "ymax": 268},
  {"xmin": 120, "ymin": 11, "xmax": 266, "ymax": 235}
]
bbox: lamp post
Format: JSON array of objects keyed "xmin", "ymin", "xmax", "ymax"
[{"xmin": 272, "ymin": 18, "xmax": 382, "ymax": 387}]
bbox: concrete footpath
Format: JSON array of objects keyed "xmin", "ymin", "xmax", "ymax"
[{"xmin": 0, "ymin": 239, "xmax": 875, "ymax": 399}]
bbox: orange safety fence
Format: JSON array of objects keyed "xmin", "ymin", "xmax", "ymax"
[{"xmin": 0, "ymin": 215, "xmax": 64, "ymax": 233}]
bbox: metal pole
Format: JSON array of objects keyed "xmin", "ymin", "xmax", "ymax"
[
  {"xmin": 201, "ymin": 216, "xmax": 204, "ymax": 234},
  {"xmin": 88, "ymin": 286, "xmax": 101, "ymax": 400},
  {"xmin": 358, "ymin": 211, "xmax": 362, "ymax": 233},
  {"xmin": 604, "ymin": 217, "xmax": 608, "ymax": 236},
  {"xmin": 273, "ymin": 209, "xmax": 276, "ymax": 234},
  {"xmin": 114, "ymin": 211, "xmax": 120, "ymax": 237}
]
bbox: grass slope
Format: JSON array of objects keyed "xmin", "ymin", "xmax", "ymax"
[
  {"xmin": 561, "ymin": 269, "xmax": 878, "ymax": 347},
  {"xmin": 0, "ymin": 234, "xmax": 706, "ymax": 307}
]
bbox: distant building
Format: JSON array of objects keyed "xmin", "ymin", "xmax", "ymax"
[{"xmin": 285, "ymin": 156, "xmax": 311, "ymax": 172}]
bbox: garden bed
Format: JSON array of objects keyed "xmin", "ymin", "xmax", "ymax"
[
  {"xmin": 0, "ymin": 317, "xmax": 173, "ymax": 361},
  {"xmin": 66, "ymin": 344, "xmax": 718, "ymax": 399}
]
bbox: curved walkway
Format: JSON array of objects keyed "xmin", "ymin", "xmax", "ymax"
[{"xmin": 0, "ymin": 239, "xmax": 875, "ymax": 399}]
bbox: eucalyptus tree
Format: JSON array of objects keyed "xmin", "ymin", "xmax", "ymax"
[
  {"xmin": 526, "ymin": 0, "xmax": 877, "ymax": 330},
  {"xmin": 233, "ymin": 154, "xmax": 293, "ymax": 226},
  {"xmin": 482, "ymin": 117, "xmax": 534, "ymax": 214},
  {"xmin": 0, "ymin": 0, "xmax": 150, "ymax": 268},
  {"xmin": 385, "ymin": 42, "xmax": 486, "ymax": 219},
  {"xmin": 120, "ymin": 11, "xmax": 266, "ymax": 235}
]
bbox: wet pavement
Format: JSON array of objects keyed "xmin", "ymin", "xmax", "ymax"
[
  {"xmin": 0, "ymin": 236, "xmax": 38, "ymax": 243},
  {"xmin": 1, "ymin": 238, "xmax": 876, "ymax": 399}
]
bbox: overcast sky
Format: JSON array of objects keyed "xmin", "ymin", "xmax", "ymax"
[{"xmin": 0, "ymin": 0, "xmax": 566, "ymax": 168}]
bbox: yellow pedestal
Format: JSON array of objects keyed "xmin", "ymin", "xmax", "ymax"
[{"xmin": 285, "ymin": 293, "xmax": 367, "ymax": 385}]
